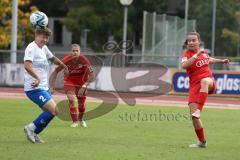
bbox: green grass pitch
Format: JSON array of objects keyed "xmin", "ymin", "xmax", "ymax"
[{"xmin": 0, "ymin": 98, "xmax": 240, "ymax": 160}]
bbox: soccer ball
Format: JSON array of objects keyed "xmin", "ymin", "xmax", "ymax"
[{"xmin": 30, "ymin": 11, "xmax": 48, "ymax": 28}]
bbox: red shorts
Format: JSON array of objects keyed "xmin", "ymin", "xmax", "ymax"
[
  {"xmin": 188, "ymin": 77, "xmax": 216, "ymax": 103},
  {"xmin": 64, "ymin": 81, "xmax": 86, "ymax": 97}
]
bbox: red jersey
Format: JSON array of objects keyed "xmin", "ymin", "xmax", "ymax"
[
  {"xmin": 182, "ymin": 49, "xmax": 213, "ymax": 84},
  {"xmin": 55, "ymin": 54, "xmax": 93, "ymax": 84}
]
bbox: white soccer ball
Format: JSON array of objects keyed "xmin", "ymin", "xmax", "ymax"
[{"xmin": 30, "ymin": 11, "xmax": 48, "ymax": 28}]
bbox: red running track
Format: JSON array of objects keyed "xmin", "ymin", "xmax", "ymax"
[{"xmin": 0, "ymin": 87, "xmax": 239, "ymax": 109}]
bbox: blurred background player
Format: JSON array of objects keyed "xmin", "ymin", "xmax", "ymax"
[
  {"xmin": 181, "ymin": 32, "xmax": 229, "ymax": 148},
  {"xmin": 23, "ymin": 28, "xmax": 68, "ymax": 143},
  {"xmin": 50, "ymin": 44, "xmax": 94, "ymax": 128}
]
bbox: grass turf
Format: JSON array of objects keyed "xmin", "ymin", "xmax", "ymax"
[{"xmin": 0, "ymin": 98, "xmax": 240, "ymax": 160}]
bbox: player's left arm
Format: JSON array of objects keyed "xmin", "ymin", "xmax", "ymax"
[
  {"xmin": 49, "ymin": 56, "xmax": 62, "ymax": 65},
  {"xmin": 209, "ymin": 57, "xmax": 230, "ymax": 65},
  {"xmin": 83, "ymin": 71, "xmax": 94, "ymax": 87},
  {"xmin": 78, "ymin": 66, "xmax": 94, "ymax": 96},
  {"xmin": 49, "ymin": 56, "xmax": 69, "ymax": 73},
  {"xmin": 44, "ymin": 46, "xmax": 69, "ymax": 75},
  {"xmin": 81, "ymin": 56, "xmax": 94, "ymax": 87}
]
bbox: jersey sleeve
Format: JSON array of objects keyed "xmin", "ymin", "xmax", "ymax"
[
  {"xmin": 181, "ymin": 52, "xmax": 188, "ymax": 63},
  {"xmin": 80, "ymin": 55, "xmax": 94, "ymax": 73},
  {"xmin": 24, "ymin": 47, "xmax": 34, "ymax": 62},
  {"xmin": 54, "ymin": 55, "xmax": 69, "ymax": 73},
  {"xmin": 44, "ymin": 46, "xmax": 54, "ymax": 59}
]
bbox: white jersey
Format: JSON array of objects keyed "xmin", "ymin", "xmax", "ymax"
[{"xmin": 24, "ymin": 41, "xmax": 53, "ymax": 91}]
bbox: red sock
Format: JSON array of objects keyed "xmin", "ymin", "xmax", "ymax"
[
  {"xmin": 197, "ymin": 92, "xmax": 208, "ymax": 111},
  {"xmin": 70, "ymin": 107, "xmax": 78, "ymax": 122},
  {"xmin": 78, "ymin": 104, "xmax": 86, "ymax": 121},
  {"xmin": 195, "ymin": 128, "xmax": 205, "ymax": 142},
  {"xmin": 79, "ymin": 112, "xmax": 84, "ymax": 121}
]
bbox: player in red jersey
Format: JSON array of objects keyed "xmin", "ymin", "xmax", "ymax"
[
  {"xmin": 50, "ymin": 44, "xmax": 94, "ymax": 128},
  {"xmin": 181, "ymin": 32, "xmax": 229, "ymax": 148}
]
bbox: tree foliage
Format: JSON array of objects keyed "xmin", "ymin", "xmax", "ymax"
[
  {"xmin": 63, "ymin": 0, "xmax": 123, "ymax": 51},
  {"xmin": 26, "ymin": 0, "xmax": 240, "ymax": 56},
  {"xmin": 0, "ymin": 0, "xmax": 38, "ymax": 49},
  {"xmin": 30, "ymin": 0, "xmax": 68, "ymax": 17},
  {"xmin": 189, "ymin": 0, "xmax": 240, "ymax": 56},
  {"xmin": 62, "ymin": 0, "xmax": 169, "ymax": 51}
]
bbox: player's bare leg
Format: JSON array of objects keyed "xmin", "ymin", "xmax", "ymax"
[
  {"xmin": 192, "ymin": 78, "xmax": 214, "ymax": 118},
  {"xmin": 38, "ymin": 99, "xmax": 58, "ymax": 142},
  {"xmin": 43, "ymin": 99, "xmax": 58, "ymax": 116},
  {"xmin": 77, "ymin": 94, "xmax": 87, "ymax": 128},
  {"xmin": 76, "ymin": 87, "xmax": 87, "ymax": 128},
  {"xmin": 24, "ymin": 99, "xmax": 58, "ymax": 143},
  {"xmin": 66, "ymin": 90, "xmax": 79, "ymax": 127},
  {"xmin": 189, "ymin": 103, "xmax": 207, "ymax": 148}
]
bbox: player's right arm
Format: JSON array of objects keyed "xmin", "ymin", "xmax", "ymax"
[
  {"xmin": 24, "ymin": 61, "xmax": 41, "ymax": 88},
  {"xmin": 181, "ymin": 48, "xmax": 204, "ymax": 69},
  {"xmin": 24, "ymin": 47, "xmax": 41, "ymax": 88}
]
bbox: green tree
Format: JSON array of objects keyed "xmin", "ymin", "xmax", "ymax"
[
  {"xmin": 30, "ymin": 0, "xmax": 68, "ymax": 17},
  {"xmin": 0, "ymin": 0, "xmax": 38, "ymax": 49},
  {"xmin": 31, "ymin": 0, "xmax": 239, "ymax": 56},
  {"xmin": 63, "ymin": 0, "xmax": 168, "ymax": 51},
  {"xmin": 189, "ymin": 0, "xmax": 240, "ymax": 56},
  {"xmin": 63, "ymin": 0, "xmax": 124, "ymax": 51}
]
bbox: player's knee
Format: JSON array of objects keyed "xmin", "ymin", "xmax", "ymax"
[
  {"xmin": 201, "ymin": 79, "xmax": 211, "ymax": 87},
  {"xmin": 51, "ymin": 107, "xmax": 59, "ymax": 116},
  {"xmin": 188, "ymin": 103, "xmax": 197, "ymax": 112},
  {"xmin": 77, "ymin": 96, "xmax": 86, "ymax": 103},
  {"xmin": 68, "ymin": 100, "xmax": 75, "ymax": 107},
  {"xmin": 191, "ymin": 116, "xmax": 200, "ymax": 121},
  {"xmin": 67, "ymin": 96, "xmax": 74, "ymax": 102},
  {"xmin": 77, "ymin": 95, "xmax": 86, "ymax": 100}
]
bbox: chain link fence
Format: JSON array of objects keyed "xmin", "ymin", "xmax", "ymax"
[
  {"xmin": 141, "ymin": 11, "xmax": 196, "ymax": 68},
  {"xmin": 0, "ymin": 50, "xmax": 239, "ymax": 71}
]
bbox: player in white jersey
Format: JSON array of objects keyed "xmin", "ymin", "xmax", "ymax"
[{"xmin": 23, "ymin": 28, "xmax": 67, "ymax": 143}]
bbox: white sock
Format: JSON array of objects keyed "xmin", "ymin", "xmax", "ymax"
[{"xmin": 28, "ymin": 123, "xmax": 36, "ymax": 131}]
